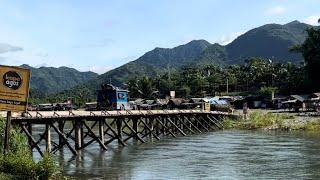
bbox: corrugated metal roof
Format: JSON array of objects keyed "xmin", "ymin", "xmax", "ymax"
[{"xmin": 290, "ymin": 95, "xmax": 309, "ymax": 102}]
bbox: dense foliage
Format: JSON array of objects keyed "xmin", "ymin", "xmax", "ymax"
[
  {"xmin": 0, "ymin": 117, "xmax": 60, "ymax": 179},
  {"xmin": 127, "ymin": 58, "xmax": 306, "ymax": 99},
  {"xmin": 291, "ymin": 22, "xmax": 320, "ymax": 91}
]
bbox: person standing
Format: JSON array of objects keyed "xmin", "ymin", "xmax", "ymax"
[{"xmin": 243, "ymin": 102, "xmax": 249, "ymax": 120}]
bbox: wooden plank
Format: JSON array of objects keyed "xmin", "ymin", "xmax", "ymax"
[
  {"xmin": 21, "ymin": 124, "xmax": 44, "ymax": 156},
  {"xmin": 155, "ymin": 117, "xmax": 176, "ymax": 138},
  {"xmin": 197, "ymin": 115, "xmax": 212, "ymax": 130},
  {"xmin": 82, "ymin": 121, "xmax": 108, "ymax": 150},
  {"xmin": 139, "ymin": 118, "xmax": 160, "ymax": 140},
  {"xmin": 122, "ymin": 118, "xmax": 145, "ymax": 143},
  {"xmin": 175, "ymin": 116, "xmax": 195, "ymax": 134},
  {"xmin": 207, "ymin": 115, "xmax": 222, "ymax": 129},
  {"xmin": 104, "ymin": 120, "xmax": 126, "ymax": 146},
  {"xmin": 184, "ymin": 116, "xmax": 202, "ymax": 133},
  {"xmin": 191, "ymin": 116, "xmax": 209, "ymax": 131},
  {"xmin": 165, "ymin": 116, "xmax": 186, "ymax": 136},
  {"xmin": 51, "ymin": 123, "xmax": 78, "ymax": 155}
]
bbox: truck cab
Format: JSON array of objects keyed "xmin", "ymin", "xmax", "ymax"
[{"xmin": 97, "ymin": 84, "xmax": 130, "ymax": 110}]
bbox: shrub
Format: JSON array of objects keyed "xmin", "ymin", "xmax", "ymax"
[{"xmin": 0, "ymin": 117, "xmax": 60, "ymax": 179}]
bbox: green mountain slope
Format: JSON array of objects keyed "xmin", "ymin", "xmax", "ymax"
[
  {"xmin": 49, "ymin": 20, "xmax": 315, "ymax": 100},
  {"xmin": 21, "ymin": 64, "xmax": 98, "ymax": 95},
  {"xmin": 225, "ymin": 21, "xmax": 311, "ymax": 64}
]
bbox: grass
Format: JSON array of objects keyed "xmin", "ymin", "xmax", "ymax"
[
  {"xmin": 0, "ymin": 116, "xmax": 64, "ymax": 179},
  {"xmin": 223, "ymin": 110, "xmax": 320, "ymax": 131}
]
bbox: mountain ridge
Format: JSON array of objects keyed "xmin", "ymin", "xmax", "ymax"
[
  {"xmin": 20, "ymin": 64, "xmax": 98, "ymax": 95},
  {"xmin": 28, "ymin": 20, "xmax": 318, "ymax": 98}
]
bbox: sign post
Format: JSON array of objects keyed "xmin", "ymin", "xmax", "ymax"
[
  {"xmin": 3, "ymin": 111, "xmax": 11, "ymax": 154},
  {"xmin": 0, "ymin": 65, "xmax": 30, "ymax": 154}
]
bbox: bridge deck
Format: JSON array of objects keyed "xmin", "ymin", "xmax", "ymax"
[
  {"xmin": 5, "ymin": 109, "xmax": 235, "ymax": 156},
  {"xmin": 11, "ymin": 110, "xmax": 233, "ymax": 122}
]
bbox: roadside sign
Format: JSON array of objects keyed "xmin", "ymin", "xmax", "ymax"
[
  {"xmin": 0, "ymin": 65, "xmax": 30, "ymax": 112},
  {"xmin": 205, "ymin": 103, "xmax": 211, "ymax": 111},
  {"xmin": 170, "ymin": 91, "xmax": 175, "ymax": 98}
]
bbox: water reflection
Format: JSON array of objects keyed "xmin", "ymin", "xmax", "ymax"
[{"xmin": 53, "ymin": 130, "xmax": 320, "ymax": 179}]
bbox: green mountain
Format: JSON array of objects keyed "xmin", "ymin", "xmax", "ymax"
[
  {"xmin": 50, "ymin": 20, "xmax": 316, "ymax": 100},
  {"xmin": 95, "ymin": 21, "xmax": 313, "ymax": 85},
  {"xmin": 225, "ymin": 20, "xmax": 311, "ymax": 64},
  {"xmin": 20, "ymin": 64, "xmax": 98, "ymax": 95}
]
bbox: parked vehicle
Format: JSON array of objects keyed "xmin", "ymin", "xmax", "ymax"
[
  {"xmin": 97, "ymin": 84, "xmax": 130, "ymax": 110},
  {"xmin": 54, "ymin": 103, "xmax": 77, "ymax": 111},
  {"xmin": 85, "ymin": 102, "xmax": 98, "ymax": 111},
  {"xmin": 37, "ymin": 104, "xmax": 54, "ymax": 111}
]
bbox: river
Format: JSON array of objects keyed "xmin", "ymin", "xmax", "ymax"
[{"xmin": 54, "ymin": 130, "xmax": 320, "ymax": 179}]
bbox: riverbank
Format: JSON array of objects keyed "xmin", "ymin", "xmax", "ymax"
[
  {"xmin": 224, "ymin": 110, "xmax": 320, "ymax": 131},
  {"xmin": 0, "ymin": 117, "xmax": 65, "ymax": 179}
]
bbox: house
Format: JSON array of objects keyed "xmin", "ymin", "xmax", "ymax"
[
  {"xmin": 282, "ymin": 95, "xmax": 309, "ymax": 111},
  {"xmin": 167, "ymin": 98, "xmax": 187, "ymax": 109},
  {"xmin": 155, "ymin": 99, "xmax": 169, "ymax": 109},
  {"xmin": 208, "ymin": 97, "xmax": 232, "ymax": 112}
]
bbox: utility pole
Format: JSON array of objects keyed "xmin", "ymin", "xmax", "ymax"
[
  {"xmin": 226, "ymin": 78, "xmax": 229, "ymax": 95},
  {"xmin": 167, "ymin": 64, "xmax": 171, "ymax": 81}
]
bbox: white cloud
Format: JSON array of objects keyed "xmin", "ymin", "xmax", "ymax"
[
  {"xmin": 265, "ymin": 6, "xmax": 286, "ymax": 15},
  {"xmin": 77, "ymin": 66, "xmax": 112, "ymax": 74},
  {"xmin": 215, "ymin": 32, "xmax": 244, "ymax": 45},
  {"xmin": 303, "ymin": 15, "xmax": 320, "ymax": 26},
  {"xmin": 0, "ymin": 43, "xmax": 23, "ymax": 53}
]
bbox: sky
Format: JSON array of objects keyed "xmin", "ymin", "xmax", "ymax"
[{"xmin": 0, "ymin": 0, "xmax": 319, "ymax": 74}]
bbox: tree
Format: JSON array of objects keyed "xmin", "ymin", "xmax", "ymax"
[
  {"xmin": 128, "ymin": 76, "xmax": 156, "ymax": 99},
  {"xmin": 292, "ymin": 19, "xmax": 320, "ymax": 91}
]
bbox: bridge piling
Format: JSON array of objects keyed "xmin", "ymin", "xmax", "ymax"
[
  {"xmin": 132, "ymin": 117, "xmax": 138, "ymax": 140},
  {"xmin": 116, "ymin": 118, "xmax": 123, "ymax": 144},
  {"xmin": 58, "ymin": 121, "xmax": 64, "ymax": 146},
  {"xmin": 9, "ymin": 110, "xmax": 234, "ymax": 157},
  {"xmin": 75, "ymin": 121, "xmax": 82, "ymax": 150},
  {"xmin": 45, "ymin": 124, "xmax": 51, "ymax": 153},
  {"xmin": 99, "ymin": 119, "xmax": 105, "ymax": 146}
]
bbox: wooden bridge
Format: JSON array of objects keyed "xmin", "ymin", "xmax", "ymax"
[{"xmin": 10, "ymin": 110, "xmax": 235, "ymax": 156}]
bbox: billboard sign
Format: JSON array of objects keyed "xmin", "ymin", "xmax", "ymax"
[{"xmin": 0, "ymin": 65, "xmax": 30, "ymax": 112}]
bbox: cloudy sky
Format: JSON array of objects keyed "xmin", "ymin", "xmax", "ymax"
[{"xmin": 0, "ymin": 0, "xmax": 319, "ymax": 74}]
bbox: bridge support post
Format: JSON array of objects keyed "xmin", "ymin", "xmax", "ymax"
[
  {"xmin": 99, "ymin": 119, "xmax": 105, "ymax": 145},
  {"xmin": 45, "ymin": 124, "xmax": 51, "ymax": 153},
  {"xmin": 162, "ymin": 117, "xmax": 166, "ymax": 136},
  {"xmin": 132, "ymin": 117, "xmax": 138, "ymax": 140},
  {"xmin": 58, "ymin": 121, "xmax": 64, "ymax": 146},
  {"xmin": 75, "ymin": 120, "xmax": 82, "ymax": 150},
  {"xmin": 27, "ymin": 123, "xmax": 33, "ymax": 151},
  {"xmin": 155, "ymin": 118, "xmax": 160, "ymax": 135},
  {"xmin": 149, "ymin": 117, "xmax": 154, "ymax": 138},
  {"xmin": 116, "ymin": 118, "xmax": 123, "ymax": 144}
]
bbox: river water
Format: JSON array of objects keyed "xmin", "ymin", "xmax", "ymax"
[{"xmin": 55, "ymin": 130, "xmax": 320, "ymax": 179}]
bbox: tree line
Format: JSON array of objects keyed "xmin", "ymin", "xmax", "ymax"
[
  {"xmin": 127, "ymin": 58, "xmax": 306, "ymax": 99},
  {"xmin": 128, "ymin": 20, "xmax": 320, "ymax": 99}
]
